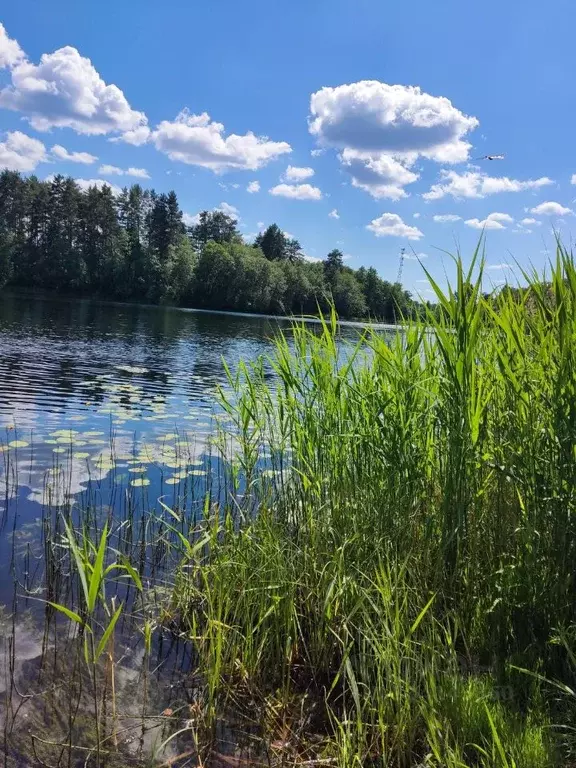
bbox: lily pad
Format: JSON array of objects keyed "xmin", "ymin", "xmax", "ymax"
[{"xmin": 130, "ymin": 478, "xmax": 150, "ymax": 488}]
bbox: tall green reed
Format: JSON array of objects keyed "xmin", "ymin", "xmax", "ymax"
[{"xmin": 175, "ymin": 244, "xmax": 576, "ymax": 764}]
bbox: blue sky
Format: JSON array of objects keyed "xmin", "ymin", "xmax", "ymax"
[{"xmin": 0, "ymin": 0, "xmax": 574, "ymax": 298}]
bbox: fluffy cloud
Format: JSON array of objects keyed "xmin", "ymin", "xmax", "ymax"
[
  {"xmin": 74, "ymin": 178, "xmax": 122, "ymax": 195},
  {"xmin": 0, "ymin": 31, "xmax": 148, "ymax": 137},
  {"xmin": 571, "ymin": 174, "xmax": 576, "ymax": 185},
  {"xmin": 113, "ymin": 126, "xmax": 151, "ymax": 146},
  {"xmin": 98, "ymin": 164, "xmax": 149, "ymax": 178},
  {"xmin": 0, "ymin": 23, "xmax": 25, "ymax": 69},
  {"xmin": 339, "ymin": 148, "xmax": 418, "ymax": 200},
  {"xmin": 269, "ymin": 183, "xmax": 323, "ymax": 200},
  {"xmin": 218, "ymin": 202, "xmax": 239, "ymax": 217},
  {"xmin": 529, "ymin": 201, "xmax": 572, "ymax": 216},
  {"xmin": 51, "ymin": 144, "xmax": 97, "ymax": 164},
  {"xmin": 424, "ymin": 170, "xmax": 553, "ymax": 200},
  {"xmin": 182, "ymin": 212, "xmax": 200, "ymax": 227},
  {"xmin": 465, "ymin": 212, "xmax": 514, "ymax": 230},
  {"xmin": 0, "ymin": 131, "xmax": 46, "ymax": 172},
  {"xmin": 486, "ymin": 263, "xmax": 513, "ymax": 270},
  {"xmin": 309, "ymin": 80, "xmax": 478, "ymax": 163},
  {"xmin": 283, "ymin": 165, "xmax": 314, "ymax": 181},
  {"xmin": 520, "ymin": 217, "xmax": 539, "ymax": 226},
  {"xmin": 247, "ymin": 180, "xmax": 260, "ymax": 193},
  {"xmin": 367, "ymin": 212, "xmax": 423, "ymax": 240},
  {"xmin": 153, "ymin": 109, "xmax": 291, "ymax": 172},
  {"xmin": 433, "ymin": 214, "xmax": 461, "ymax": 223},
  {"xmin": 329, "ymin": 209, "xmax": 340, "ymax": 219}
]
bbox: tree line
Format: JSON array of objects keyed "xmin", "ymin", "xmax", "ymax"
[{"xmin": 0, "ymin": 170, "xmax": 424, "ymax": 322}]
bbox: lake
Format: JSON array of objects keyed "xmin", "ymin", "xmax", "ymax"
[
  {"xmin": 0, "ymin": 293, "xmax": 378, "ymax": 765},
  {"xmin": 0, "ymin": 293, "xmax": 355, "ymax": 589}
]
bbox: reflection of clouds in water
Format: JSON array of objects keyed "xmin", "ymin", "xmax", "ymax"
[
  {"xmin": 0, "ymin": 613, "xmax": 181, "ymax": 763},
  {"xmin": 0, "ymin": 611, "xmax": 44, "ymax": 707}
]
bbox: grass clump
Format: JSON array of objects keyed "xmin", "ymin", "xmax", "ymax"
[{"xmin": 171, "ymin": 244, "xmax": 576, "ymax": 765}]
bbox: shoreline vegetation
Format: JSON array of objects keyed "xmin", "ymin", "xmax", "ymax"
[
  {"xmin": 4, "ymin": 245, "xmax": 576, "ymax": 766},
  {"xmin": 0, "ymin": 170, "xmax": 423, "ymax": 324}
]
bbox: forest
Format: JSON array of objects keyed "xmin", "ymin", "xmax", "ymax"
[{"xmin": 0, "ymin": 170, "xmax": 421, "ymax": 322}]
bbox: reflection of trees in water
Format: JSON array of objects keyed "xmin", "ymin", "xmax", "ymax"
[{"xmin": 0, "ymin": 294, "xmax": 290, "ymax": 417}]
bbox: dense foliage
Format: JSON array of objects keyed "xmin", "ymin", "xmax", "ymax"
[
  {"xmin": 0, "ymin": 170, "xmax": 420, "ymax": 321},
  {"xmin": 169, "ymin": 248, "xmax": 576, "ymax": 766}
]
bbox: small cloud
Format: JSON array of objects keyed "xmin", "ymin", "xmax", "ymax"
[
  {"xmin": 367, "ymin": 213, "xmax": 423, "ymax": 240},
  {"xmin": 257, "ymin": 221, "xmax": 264, "ymax": 229},
  {"xmin": 413, "ymin": 212, "xmax": 421, "ymax": 219},
  {"xmin": 98, "ymin": 163, "xmax": 149, "ymax": 178},
  {"xmin": 405, "ymin": 252, "xmax": 428, "ymax": 260},
  {"xmin": 486, "ymin": 263, "xmax": 513, "ymax": 270},
  {"xmin": 51, "ymin": 144, "xmax": 97, "ymax": 164},
  {"xmin": 530, "ymin": 201, "xmax": 572, "ymax": 216},
  {"xmin": 283, "ymin": 165, "xmax": 315, "ymax": 182},
  {"xmin": 433, "ymin": 214, "xmax": 461, "ymax": 223},
  {"xmin": 310, "ymin": 148, "xmax": 324, "ymax": 157},
  {"xmin": 520, "ymin": 217, "xmax": 539, "ymax": 226},
  {"xmin": 217, "ymin": 201, "xmax": 239, "ymax": 217},
  {"xmin": 74, "ymin": 178, "xmax": 122, "ymax": 195},
  {"xmin": 269, "ymin": 183, "xmax": 322, "ymax": 200},
  {"xmin": 571, "ymin": 174, "xmax": 576, "ymax": 185},
  {"xmin": 328, "ymin": 208, "xmax": 340, "ymax": 219},
  {"xmin": 183, "ymin": 212, "xmax": 200, "ymax": 227},
  {"xmin": 152, "ymin": 109, "xmax": 291, "ymax": 172},
  {"xmin": 465, "ymin": 212, "xmax": 513, "ymax": 230},
  {"xmin": 423, "ymin": 170, "xmax": 553, "ymax": 201},
  {"xmin": 247, "ymin": 180, "xmax": 260, "ymax": 193},
  {"xmin": 0, "ymin": 130, "xmax": 46, "ymax": 172}
]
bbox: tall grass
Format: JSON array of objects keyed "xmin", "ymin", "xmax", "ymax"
[{"xmin": 172, "ymin": 244, "xmax": 576, "ymax": 765}]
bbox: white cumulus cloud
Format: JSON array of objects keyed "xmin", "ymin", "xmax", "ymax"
[
  {"xmin": 309, "ymin": 81, "xmax": 478, "ymax": 163},
  {"xmin": 367, "ymin": 212, "xmax": 423, "ymax": 240},
  {"xmin": 74, "ymin": 178, "xmax": 122, "ymax": 195},
  {"xmin": 0, "ymin": 131, "xmax": 46, "ymax": 172},
  {"xmin": 51, "ymin": 144, "xmax": 97, "ymax": 164},
  {"xmin": 283, "ymin": 165, "xmax": 314, "ymax": 181},
  {"xmin": 465, "ymin": 212, "xmax": 514, "ymax": 230},
  {"xmin": 114, "ymin": 126, "xmax": 151, "ymax": 146},
  {"xmin": 0, "ymin": 23, "xmax": 25, "ymax": 69},
  {"xmin": 329, "ymin": 209, "xmax": 340, "ymax": 219},
  {"xmin": 152, "ymin": 109, "xmax": 291, "ymax": 173},
  {"xmin": 423, "ymin": 170, "xmax": 553, "ymax": 200},
  {"xmin": 0, "ymin": 31, "xmax": 148, "ymax": 137},
  {"xmin": 339, "ymin": 148, "xmax": 418, "ymax": 200},
  {"xmin": 530, "ymin": 201, "xmax": 572, "ymax": 216},
  {"xmin": 247, "ymin": 180, "xmax": 260, "ymax": 193},
  {"xmin": 571, "ymin": 174, "xmax": 576, "ymax": 185},
  {"xmin": 433, "ymin": 214, "xmax": 461, "ymax": 223},
  {"xmin": 269, "ymin": 183, "xmax": 323, "ymax": 200},
  {"xmin": 98, "ymin": 164, "xmax": 149, "ymax": 178},
  {"xmin": 183, "ymin": 212, "xmax": 200, "ymax": 227},
  {"xmin": 520, "ymin": 217, "xmax": 538, "ymax": 226},
  {"xmin": 217, "ymin": 202, "xmax": 239, "ymax": 217}
]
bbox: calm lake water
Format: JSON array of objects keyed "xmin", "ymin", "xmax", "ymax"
[
  {"xmin": 0, "ymin": 294, "xmax": 380, "ymax": 765},
  {"xmin": 0, "ymin": 293, "xmax": 367, "ymax": 603}
]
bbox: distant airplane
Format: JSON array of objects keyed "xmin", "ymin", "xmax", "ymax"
[{"xmin": 475, "ymin": 154, "xmax": 505, "ymax": 161}]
